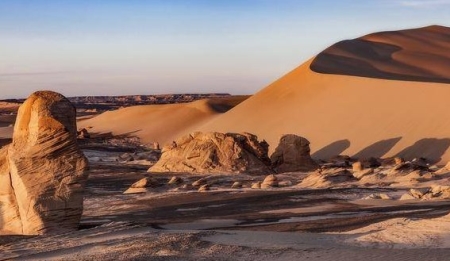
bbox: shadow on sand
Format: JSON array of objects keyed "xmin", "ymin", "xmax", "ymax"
[
  {"xmin": 312, "ymin": 139, "xmax": 350, "ymax": 160},
  {"xmin": 396, "ymin": 138, "xmax": 450, "ymax": 164},
  {"xmin": 353, "ymin": 137, "xmax": 402, "ymax": 159}
]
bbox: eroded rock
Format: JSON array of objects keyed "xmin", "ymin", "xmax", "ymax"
[
  {"xmin": 0, "ymin": 91, "xmax": 89, "ymax": 235},
  {"xmin": 149, "ymin": 132, "xmax": 272, "ymax": 174},
  {"xmin": 270, "ymin": 134, "xmax": 318, "ymax": 173}
]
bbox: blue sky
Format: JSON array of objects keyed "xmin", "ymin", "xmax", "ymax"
[{"xmin": 1, "ymin": 0, "xmax": 449, "ymax": 98}]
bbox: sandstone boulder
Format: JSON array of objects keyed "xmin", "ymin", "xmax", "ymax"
[
  {"xmin": 352, "ymin": 161, "xmax": 363, "ymax": 172},
  {"xmin": 168, "ymin": 176, "xmax": 183, "ymax": 185},
  {"xmin": 231, "ymin": 181, "xmax": 243, "ymax": 188},
  {"xmin": 124, "ymin": 177, "xmax": 159, "ymax": 194},
  {"xmin": 0, "ymin": 91, "xmax": 89, "ymax": 235},
  {"xmin": 149, "ymin": 132, "xmax": 272, "ymax": 174},
  {"xmin": 261, "ymin": 174, "xmax": 278, "ymax": 188},
  {"xmin": 270, "ymin": 134, "xmax": 318, "ymax": 173}
]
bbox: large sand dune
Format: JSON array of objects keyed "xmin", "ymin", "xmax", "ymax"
[
  {"xmin": 78, "ymin": 96, "xmax": 248, "ymax": 146},
  {"xmin": 200, "ymin": 25, "xmax": 450, "ymax": 163}
]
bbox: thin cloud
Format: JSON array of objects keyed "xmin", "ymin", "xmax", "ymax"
[{"xmin": 399, "ymin": 0, "xmax": 450, "ymax": 7}]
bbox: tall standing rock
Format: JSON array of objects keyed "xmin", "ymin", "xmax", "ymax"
[
  {"xmin": 0, "ymin": 91, "xmax": 89, "ymax": 235},
  {"xmin": 270, "ymin": 134, "xmax": 318, "ymax": 173}
]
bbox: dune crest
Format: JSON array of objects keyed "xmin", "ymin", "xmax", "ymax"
[{"xmin": 310, "ymin": 25, "xmax": 450, "ymax": 83}]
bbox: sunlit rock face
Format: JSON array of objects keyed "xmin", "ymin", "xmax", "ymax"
[
  {"xmin": 0, "ymin": 91, "xmax": 89, "ymax": 235},
  {"xmin": 149, "ymin": 132, "xmax": 273, "ymax": 175}
]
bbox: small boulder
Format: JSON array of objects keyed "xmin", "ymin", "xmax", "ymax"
[
  {"xmin": 352, "ymin": 161, "xmax": 363, "ymax": 172},
  {"xmin": 168, "ymin": 176, "xmax": 183, "ymax": 185},
  {"xmin": 192, "ymin": 177, "xmax": 208, "ymax": 187},
  {"xmin": 198, "ymin": 184, "xmax": 210, "ymax": 192},
  {"xmin": 231, "ymin": 181, "xmax": 243, "ymax": 189},
  {"xmin": 261, "ymin": 174, "xmax": 278, "ymax": 188},
  {"xmin": 409, "ymin": 188, "xmax": 430, "ymax": 199},
  {"xmin": 399, "ymin": 193, "xmax": 416, "ymax": 200},
  {"xmin": 124, "ymin": 177, "xmax": 159, "ymax": 194}
]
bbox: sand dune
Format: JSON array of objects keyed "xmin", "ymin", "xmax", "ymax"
[
  {"xmin": 77, "ymin": 96, "xmax": 248, "ymax": 146},
  {"xmin": 199, "ymin": 25, "xmax": 450, "ymax": 164},
  {"xmin": 311, "ymin": 25, "xmax": 450, "ymax": 83}
]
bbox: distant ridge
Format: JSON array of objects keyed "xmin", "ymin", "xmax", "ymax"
[{"xmin": 311, "ymin": 25, "xmax": 450, "ymax": 83}]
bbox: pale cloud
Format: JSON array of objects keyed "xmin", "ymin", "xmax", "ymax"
[{"xmin": 399, "ymin": 0, "xmax": 450, "ymax": 7}]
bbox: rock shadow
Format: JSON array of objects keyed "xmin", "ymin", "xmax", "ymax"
[
  {"xmin": 396, "ymin": 138, "xmax": 450, "ymax": 164},
  {"xmin": 353, "ymin": 137, "xmax": 402, "ymax": 159},
  {"xmin": 0, "ymin": 138, "xmax": 11, "ymax": 148},
  {"xmin": 312, "ymin": 139, "xmax": 350, "ymax": 160}
]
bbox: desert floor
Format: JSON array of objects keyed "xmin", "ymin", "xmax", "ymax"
[{"xmin": 3, "ymin": 144, "xmax": 450, "ymax": 260}]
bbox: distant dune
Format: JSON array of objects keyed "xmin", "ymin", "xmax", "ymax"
[
  {"xmin": 77, "ymin": 96, "xmax": 249, "ymax": 146},
  {"xmin": 311, "ymin": 25, "xmax": 450, "ymax": 83},
  {"xmin": 200, "ymin": 25, "xmax": 450, "ymax": 164}
]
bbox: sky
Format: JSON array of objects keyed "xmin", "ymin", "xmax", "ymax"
[{"xmin": 1, "ymin": 0, "xmax": 450, "ymax": 99}]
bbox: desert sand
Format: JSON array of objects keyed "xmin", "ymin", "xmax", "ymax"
[{"xmin": 78, "ymin": 96, "xmax": 248, "ymax": 146}]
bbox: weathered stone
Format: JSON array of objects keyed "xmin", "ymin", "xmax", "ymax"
[
  {"xmin": 352, "ymin": 161, "xmax": 363, "ymax": 172},
  {"xmin": 270, "ymin": 134, "xmax": 318, "ymax": 173},
  {"xmin": 198, "ymin": 184, "xmax": 210, "ymax": 192},
  {"xmin": 399, "ymin": 193, "xmax": 416, "ymax": 200},
  {"xmin": 261, "ymin": 174, "xmax": 278, "ymax": 188},
  {"xmin": 231, "ymin": 181, "xmax": 243, "ymax": 188},
  {"xmin": 299, "ymin": 168, "xmax": 357, "ymax": 188},
  {"xmin": 168, "ymin": 176, "xmax": 183, "ymax": 185},
  {"xmin": 149, "ymin": 132, "xmax": 272, "ymax": 174},
  {"xmin": 409, "ymin": 188, "xmax": 430, "ymax": 199},
  {"xmin": 130, "ymin": 177, "xmax": 159, "ymax": 188},
  {"xmin": 192, "ymin": 177, "xmax": 208, "ymax": 187},
  {"xmin": 0, "ymin": 91, "xmax": 89, "ymax": 235}
]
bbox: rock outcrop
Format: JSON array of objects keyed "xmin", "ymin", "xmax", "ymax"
[
  {"xmin": 299, "ymin": 168, "xmax": 357, "ymax": 188},
  {"xmin": 0, "ymin": 91, "xmax": 89, "ymax": 235},
  {"xmin": 149, "ymin": 132, "xmax": 272, "ymax": 174},
  {"xmin": 270, "ymin": 134, "xmax": 318, "ymax": 173}
]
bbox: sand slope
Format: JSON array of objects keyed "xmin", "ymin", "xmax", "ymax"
[
  {"xmin": 200, "ymin": 26, "xmax": 450, "ymax": 163},
  {"xmin": 78, "ymin": 96, "xmax": 248, "ymax": 146}
]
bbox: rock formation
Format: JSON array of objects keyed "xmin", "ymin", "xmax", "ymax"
[
  {"xmin": 149, "ymin": 132, "xmax": 273, "ymax": 174},
  {"xmin": 299, "ymin": 168, "xmax": 357, "ymax": 188},
  {"xmin": 0, "ymin": 91, "xmax": 89, "ymax": 235},
  {"xmin": 270, "ymin": 134, "xmax": 318, "ymax": 173}
]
